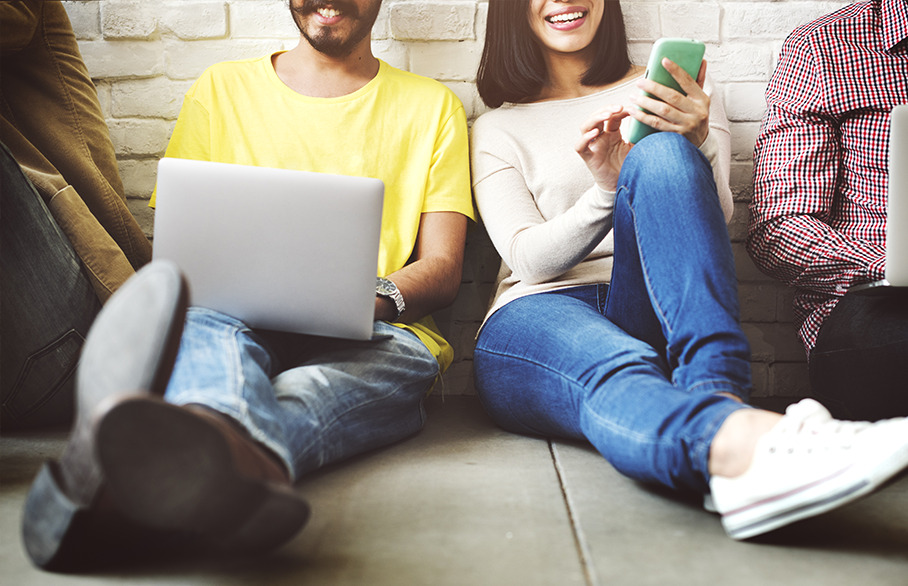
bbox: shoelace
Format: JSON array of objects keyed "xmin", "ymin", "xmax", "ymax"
[{"xmin": 766, "ymin": 400, "xmax": 872, "ymax": 454}]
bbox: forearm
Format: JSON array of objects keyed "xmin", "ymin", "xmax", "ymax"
[
  {"xmin": 375, "ymin": 211, "xmax": 467, "ymax": 323},
  {"xmin": 505, "ymin": 189, "xmax": 614, "ymax": 284},
  {"xmin": 747, "ymin": 87, "xmax": 877, "ymax": 295},
  {"xmin": 748, "ymin": 214, "xmax": 884, "ymax": 295},
  {"xmin": 476, "ymin": 171, "xmax": 615, "ymax": 285},
  {"xmin": 377, "ymin": 255, "xmax": 462, "ymax": 323}
]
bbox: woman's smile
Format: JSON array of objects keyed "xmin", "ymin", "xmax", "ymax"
[{"xmin": 544, "ymin": 7, "xmax": 589, "ymax": 31}]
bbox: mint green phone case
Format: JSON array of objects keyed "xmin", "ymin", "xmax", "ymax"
[{"xmin": 626, "ymin": 38, "xmax": 706, "ymax": 144}]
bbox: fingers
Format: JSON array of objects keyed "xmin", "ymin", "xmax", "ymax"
[
  {"xmin": 631, "ymin": 92, "xmax": 699, "ymax": 127},
  {"xmin": 696, "ymin": 60, "xmax": 707, "ymax": 88},
  {"xmin": 629, "ymin": 58, "xmax": 710, "ymax": 143},
  {"xmin": 627, "ymin": 97, "xmax": 708, "ymax": 142},
  {"xmin": 574, "ymin": 116, "xmax": 632, "ymax": 193},
  {"xmin": 662, "ymin": 57, "xmax": 704, "ymax": 95},
  {"xmin": 603, "ymin": 107, "xmax": 629, "ymax": 132},
  {"xmin": 635, "ymin": 59, "xmax": 705, "ymax": 104},
  {"xmin": 575, "ymin": 127, "xmax": 601, "ymax": 157},
  {"xmin": 578, "ymin": 105, "xmax": 628, "ymax": 135},
  {"xmin": 576, "ymin": 106, "xmax": 629, "ymax": 154}
]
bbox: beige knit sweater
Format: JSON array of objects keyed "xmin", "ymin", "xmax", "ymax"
[{"xmin": 469, "ymin": 74, "xmax": 732, "ymax": 323}]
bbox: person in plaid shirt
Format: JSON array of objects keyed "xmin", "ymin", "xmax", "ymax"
[{"xmin": 748, "ymin": 0, "xmax": 908, "ymax": 422}]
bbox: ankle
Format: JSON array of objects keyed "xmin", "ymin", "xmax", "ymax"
[{"xmin": 708, "ymin": 409, "xmax": 782, "ymax": 479}]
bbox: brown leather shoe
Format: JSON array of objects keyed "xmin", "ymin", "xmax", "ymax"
[
  {"xmin": 185, "ymin": 405, "xmax": 290, "ymax": 484},
  {"xmin": 21, "ymin": 260, "xmax": 188, "ymax": 571},
  {"xmin": 94, "ymin": 396, "xmax": 310, "ymax": 554}
]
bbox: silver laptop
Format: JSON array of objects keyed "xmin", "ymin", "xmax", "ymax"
[
  {"xmin": 152, "ymin": 157, "xmax": 384, "ymax": 340},
  {"xmin": 850, "ymin": 104, "xmax": 908, "ymax": 295}
]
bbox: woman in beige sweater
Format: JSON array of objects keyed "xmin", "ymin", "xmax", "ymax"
[{"xmin": 470, "ymin": 0, "xmax": 908, "ymax": 541}]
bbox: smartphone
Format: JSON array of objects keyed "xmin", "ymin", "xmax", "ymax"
[{"xmin": 626, "ymin": 38, "xmax": 706, "ymax": 144}]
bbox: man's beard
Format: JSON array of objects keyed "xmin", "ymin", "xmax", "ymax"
[{"xmin": 290, "ymin": 0, "xmax": 382, "ymax": 58}]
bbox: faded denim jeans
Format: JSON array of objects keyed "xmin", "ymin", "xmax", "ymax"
[{"xmin": 164, "ymin": 308, "xmax": 440, "ymax": 480}]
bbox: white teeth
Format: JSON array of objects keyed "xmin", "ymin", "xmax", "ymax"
[
  {"xmin": 548, "ymin": 11, "xmax": 584, "ymax": 23},
  {"xmin": 317, "ymin": 7, "xmax": 340, "ymax": 18}
]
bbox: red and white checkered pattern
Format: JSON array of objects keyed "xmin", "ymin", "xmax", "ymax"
[{"xmin": 748, "ymin": 0, "xmax": 908, "ymax": 354}]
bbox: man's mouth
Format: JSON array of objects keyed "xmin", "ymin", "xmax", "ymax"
[
  {"xmin": 296, "ymin": 0, "xmax": 357, "ymax": 20},
  {"xmin": 317, "ymin": 7, "xmax": 342, "ymax": 19},
  {"xmin": 545, "ymin": 10, "xmax": 587, "ymax": 25}
]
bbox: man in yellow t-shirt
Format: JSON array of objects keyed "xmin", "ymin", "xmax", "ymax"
[{"xmin": 23, "ymin": 0, "xmax": 474, "ymax": 571}]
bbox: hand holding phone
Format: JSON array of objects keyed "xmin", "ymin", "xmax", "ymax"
[{"xmin": 626, "ymin": 38, "xmax": 706, "ymax": 145}]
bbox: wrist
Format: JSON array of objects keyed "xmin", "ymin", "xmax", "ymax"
[
  {"xmin": 374, "ymin": 295, "xmax": 397, "ymax": 322},
  {"xmin": 375, "ymin": 277, "xmax": 405, "ymax": 321}
]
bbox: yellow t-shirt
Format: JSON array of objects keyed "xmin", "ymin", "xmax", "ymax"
[{"xmin": 153, "ymin": 54, "xmax": 474, "ymax": 370}]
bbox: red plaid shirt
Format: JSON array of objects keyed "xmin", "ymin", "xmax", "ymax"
[{"xmin": 748, "ymin": 0, "xmax": 908, "ymax": 355}]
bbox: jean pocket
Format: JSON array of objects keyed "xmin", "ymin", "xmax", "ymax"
[{"xmin": 1, "ymin": 329, "xmax": 84, "ymax": 426}]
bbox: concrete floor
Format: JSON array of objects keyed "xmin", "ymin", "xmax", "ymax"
[{"xmin": 2, "ymin": 396, "xmax": 907, "ymax": 585}]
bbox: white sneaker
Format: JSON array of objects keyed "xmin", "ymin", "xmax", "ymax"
[{"xmin": 709, "ymin": 399, "xmax": 908, "ymax": 540}]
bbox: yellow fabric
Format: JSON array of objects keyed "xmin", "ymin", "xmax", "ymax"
[{"xmin": 152, "ymin": 54, "xmax": 474, "ymax": 369}]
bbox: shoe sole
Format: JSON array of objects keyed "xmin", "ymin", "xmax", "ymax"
[
  {"xmin": 721, "ymin": 434, "xmax": 908, "ymax": 540},
  {"xmin": 21, "ymin": 261, "xmax": 189, "ymax": 570},
  {"xmin": 95, "ymin": 397, "xmax": 310, "ymax": 554}
]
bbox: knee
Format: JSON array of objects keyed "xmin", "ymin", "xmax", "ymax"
[
  {"xmin": 621, "ymin": 132, "xmax": 711, "ymax": 188},
  {"xmin": 618, "ymin": 132, "xmax": 718, "ymax": 213},
  {"xmin": 628, "ymin": 131, "xmax": 700, "ymax": 164}
]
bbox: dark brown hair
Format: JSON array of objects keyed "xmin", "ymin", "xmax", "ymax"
[{"xmin": 476, "ymin": 0, "xmax": 631, "ymax": 108}]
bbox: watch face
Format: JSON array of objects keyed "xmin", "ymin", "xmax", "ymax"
[{"xmin": 377, "ymin": 278, "xmax": 396, "ymax": 295}]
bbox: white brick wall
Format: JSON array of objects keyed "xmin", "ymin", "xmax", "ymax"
[{"xmin": 62, "ymin": 0, "xmax": 855, "ymax": 402}]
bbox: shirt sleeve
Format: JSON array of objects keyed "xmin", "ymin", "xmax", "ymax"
[
  {"xmin": 471, "ymin": 121, "xmax": 616, "ymax": 285},
  {"xmin": 747, "ymin": 35, "xmax": 884, "ymax": 296},
  {"xmin": 699, "ymin": 75, "xmax": 733, "ymax": 223},
  {"xmin": 421, "ymin": 101, "xmax": 475, "ymax": 220}
]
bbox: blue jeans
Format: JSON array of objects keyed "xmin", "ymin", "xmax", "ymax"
[
  {"xmin": 474, "ymin": 132, "xmax": 752, "ymax": 494},
  {"xmin": 163, "ymin": 307, "xmax": 440, "ymax": 481}
]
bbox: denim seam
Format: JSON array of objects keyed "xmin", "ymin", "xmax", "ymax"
[
  {"xmin": 626, "ymin": 195, "xmax": 674, "ymax": 341},
  {"xmin": 580, "ymin": 396, "xmax": 748, "ymax": 491},
  {"xmin": 580, "ymin": 399, "xmax": 672, "ymax": 447},
  {"xmin": 476, "ymin": 346, "xmax": 661, "ymax": 444},
  {"xmin": 686, "ymin": 379, "xmax": 749, "ymax": 400},
  {"xmin": 228, "ymin": 325, "xmax": 290, "ymax": 468},
  {"xmin": 475, "ymin": 346, "xmax": 594, "ymax": 387}
]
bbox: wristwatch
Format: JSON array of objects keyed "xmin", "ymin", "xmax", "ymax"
[{"xmin": 376, "ymin": 277, "xmax": 405, "ymax": 321}]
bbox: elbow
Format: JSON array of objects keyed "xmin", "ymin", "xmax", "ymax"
[
  {"xmin": 744, "ymin": 222, "xmax": 766, "ymax": 264},
  {"xmin": 508, "ymin": 262, "xmax": 560, "ymax": 286},
  {"xmin": 434, "ymin": 257, "xmax": 466, "ymax": 311},
  {"xmin": 516, "ymin": 272, "xmax": 554, "ymax": 287},
  {"xmin": 745, "ymin": 219, "xmax": 785, "ymax": 278},
  {"xmin": 439, "ymin": 274, "xmax": 462, "ymax": 310},
  {"xmin": 721, "ymin": 198, "xmax": 734, "ymax": 224},
  {"xmin": 505, "ymin": 239, "xmax": 561, "ymax": 286}
]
